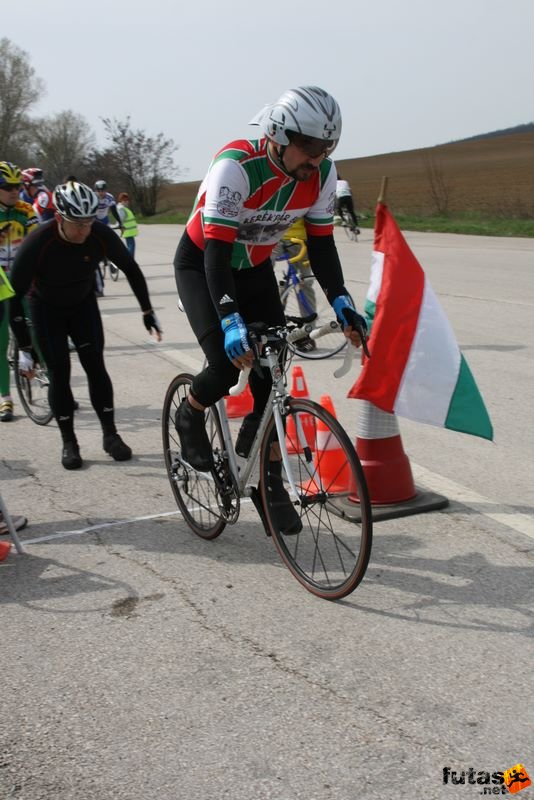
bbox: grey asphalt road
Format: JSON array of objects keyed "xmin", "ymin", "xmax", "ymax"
[{"xmin": 1, "ymin": 225, "xmax": 533, "ymax": 800}]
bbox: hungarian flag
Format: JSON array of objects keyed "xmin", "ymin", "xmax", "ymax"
[{"xmin": 348, "ymin": 203, "xmax": 493, "ymax": 441}]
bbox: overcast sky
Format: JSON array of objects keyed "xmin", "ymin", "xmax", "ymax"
[{"xmin": 3, "ymin": 0, "xmax": 533, "ymax": 181}]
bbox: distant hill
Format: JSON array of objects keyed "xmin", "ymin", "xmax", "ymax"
[
  {"xmin": 452, "ymin": 122, "xmax": 534, "ymax": 143},
  {"xmin": 161, "ymin": 126, "xmax": 534, "ymax": 217}
]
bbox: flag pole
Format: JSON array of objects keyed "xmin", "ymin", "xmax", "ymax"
[{"xmin": 377, "ymin": 176, "xmax": 388, "ymax": 204}]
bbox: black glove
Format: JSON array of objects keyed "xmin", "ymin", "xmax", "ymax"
[
  {"xmin": 339, "ymin": 306, "xmax": 368, "ymax": 335},
  {"xmin": 143, "ymin": 309, "xmax": 162, "ymax": 336}
]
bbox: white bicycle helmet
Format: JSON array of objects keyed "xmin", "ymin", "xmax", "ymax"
[
  {"xmin": 256, "ymin": 86, "xmax": 342, "ymax": 149},
  {"xmin": 94, "ymin": 179, "xmax": 107, "ymax": 190},
  {"xmin": 53, "ymin": 181, "xmax": 99, "ymax": 220}
]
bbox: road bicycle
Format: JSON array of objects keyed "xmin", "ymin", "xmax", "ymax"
[
  {"xmin": 7, "ymin": 329, "xmax": 53, "ymax": 425},
  {"xmin": 339, "ymin": 207, "xmax": 360, "ymax": 242},
  {"xmin": 162, "ymin": 322, "xmax": 372, "ymax": 600},
  {"xmin": 274, "ymin": 237, "xmax": 348, "ymax": 361}
]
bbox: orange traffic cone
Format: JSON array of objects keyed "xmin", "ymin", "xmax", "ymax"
[
  {"xmin": 0, "ymin": 540, "xmax": 11, "ymax": 562},
  {"xmin": 286, "ymin": 365, "xmax": 315, "ymax": 453},
  {"xmin": 350, "ymin": 400, "xmax": 416, "ymax": 504},
  {"xmin": 305, "ymin": 395, "xmax": 350, "ymax": 493},
  {"xmin": 225, "ymin": 382, "xmax": 254, "ymax": 418},
  {"xmin": 290, "ymin": 365, "xmax": 309, "ymax": 399}
]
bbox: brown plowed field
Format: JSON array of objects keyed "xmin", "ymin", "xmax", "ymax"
[{"xmin": 160, "ymin": 131, "xmax": 534, "ymax": 217}]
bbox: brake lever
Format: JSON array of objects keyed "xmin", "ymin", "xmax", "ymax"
[{"xmin": 356, "ymin": 322, "xmax": 371, "ymax": 359}]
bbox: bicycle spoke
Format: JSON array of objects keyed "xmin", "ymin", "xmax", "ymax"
[{"xmin": 260, "ymin": 398, "xmax": 372, "ymax": 599}]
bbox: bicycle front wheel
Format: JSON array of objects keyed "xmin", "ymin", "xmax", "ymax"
[
  {"xmin": 280, "ymin": 282, "xmax": 347, "ymax": 360},
  {"xmin": 162, "ymin": 374, "xmax": 227, "ymax": 540},
  {"xmin": 259, "ymin": 398, "xmax": 372, "ymax": 600},
  {"xmin": 13, "ymin": 344, "xmax": 53, "ymax": 425}
]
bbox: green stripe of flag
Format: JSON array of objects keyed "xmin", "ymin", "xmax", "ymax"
[{"xmin": 445, "ymin": 355, "xmax": 493, "ymax": 440}]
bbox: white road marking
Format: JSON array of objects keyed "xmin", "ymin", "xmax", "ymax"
[
  {"xmin": 22, "ymin": 500, "xmax": 253, "ymax": 545},
  {"xmin": 165, "ymin": 350, "xmax": 203, "ymax": 372},
  {"xmin": 412, "ymin": 464, "xmax": 534, "ymax": 541},
  {"xmin": 24, "ymin": 510, "xmax": 183, "ymax": 544}
]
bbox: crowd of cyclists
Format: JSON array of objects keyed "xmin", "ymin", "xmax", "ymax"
[{"xmin": 1, "ymin": 84, "xmax": 367, "ymax": 539}]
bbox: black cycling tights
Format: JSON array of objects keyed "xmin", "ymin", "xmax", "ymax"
[
  {"xmin": 29, "ymin": 294, "xmax": 116, "ymax": 443},
  {"xmin": 175, "ymin": 235, "xmax": 285, "ymax": 411}
]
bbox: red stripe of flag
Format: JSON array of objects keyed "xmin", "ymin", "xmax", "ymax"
[{"xmin": 348, "ymin": 204, "xmax": 425, "ymax": 411}]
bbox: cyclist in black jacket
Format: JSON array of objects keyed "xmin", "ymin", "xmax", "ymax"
[{"xmin": 9, "ymin": 181, "xmax": 162, "ymax": 470}]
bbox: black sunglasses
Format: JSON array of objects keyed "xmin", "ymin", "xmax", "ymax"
[{"xmin": 289, "ymin": 133, "xmax": 336, "ymax": 158}]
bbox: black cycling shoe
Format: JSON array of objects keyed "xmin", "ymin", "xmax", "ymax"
[
  {"xmin": 235, "ymin": 412, "xmax": 261, "ymax": 458},
  {"xmin": 266, "ymin": 461, "xmax": 303, "ymax": 536},
  {"xmin": 174, "ymin": 398, "xmax": 214, "ymax": 472},
  {"xmin": 103, "ymin": 433, "xmax": 132, "ymax": 461},
  {"xmin": 62, "ymin": 440, "xmax": 82, "ymax": 470}
]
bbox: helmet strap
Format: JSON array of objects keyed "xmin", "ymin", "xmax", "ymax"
[{"xmin": 270, "ymin": 141, "xmax": 291, "ymax": 176}]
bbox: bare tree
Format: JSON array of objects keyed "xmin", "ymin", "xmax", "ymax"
[
  {"xmin": 0, "ymin": 38, "xmax": 45, "ymax": 155},
  {"xmin": 100, "ymin": 117, "xmax": 180, "ymax": 216},
  {"xmin": 423, "ymin": 153, "xmax": 452, "ymax": 216},
  {"xmin": 30, "ymin": 110, "xmax": 96, "ymax": 187}
]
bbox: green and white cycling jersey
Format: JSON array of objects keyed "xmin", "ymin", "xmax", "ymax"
[{"xmin": 185, "ymin": 137, "xmax": 337, "ymax": 270}]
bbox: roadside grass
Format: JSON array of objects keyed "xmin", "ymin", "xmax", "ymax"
[
  {"xmin": 140, "ymin": 210, "xmax": 534, "ymax": 238},
  {"xmin": 139, "ymin": 211, "xmax": 189, "ymax": 225},
  {"xmin": 357, "ymin": 211, "xmax": 534, "ymax": 238}
]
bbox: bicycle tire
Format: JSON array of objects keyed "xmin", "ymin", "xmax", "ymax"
[
  {"xmin": 109, "ymin": 261, "xmax": 120, "ymax": 281},
  {"xmin": 162, "ymin": 373, "xmax": 227, "ymax": 540},
  {"xmin": 259, "ymin": 398, "xmax": 372, "ymax": 600},
  {"xmin": 279, "ymin": 280, "xmax": 347, "ymax": 361},
  {"xmin": 13, "ymin": 343, "xmax": 53, "ymax": 426}
]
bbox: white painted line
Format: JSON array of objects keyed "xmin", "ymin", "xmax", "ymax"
[
  {"xmin": 24, "ymin": 510, "xmax": 183, "ymax": 544},
  {"xmin": 412, "ymin": 464, "xmax": 534, "ymax": 541},
  {"xmin": 22, "ymin": 499, "xmax": 253, "ymax": 546},
  {"xmin": 164, "ymin": 350, "xmax": 203, "ymax": 372}
]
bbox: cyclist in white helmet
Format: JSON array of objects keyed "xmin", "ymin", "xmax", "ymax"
[
  {"xmin": 9, "ymin": 181, "xmax": 162, "ymax": 470},
  {"xmin": 173, "ymin": 86, "xmax": 368, "ymax": 535},
  {"xmin": 93, "ymin": 179, "xmax": 123, "ymax": 295}
]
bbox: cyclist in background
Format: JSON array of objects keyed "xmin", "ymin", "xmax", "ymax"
[
  {"xmin": 117, "ymin": 192, "xmax": 138, "ymax": 258},
  {"xmin": 335, "ymin": 174, "xmax": 360, "ymax": 232},
  {"xmin": 271, "ymin": 217, "xmax": 317, "ymax": 352},
  {"xmin": 21, "ymin": 168, "xmax": 55, "ymax": 223},
  {"xmin": 9, "ymin": 181, "xmax": 162, "ymax": 470},
  {"xmin": 173, "ymin": 85, "xmax": 367, "ymax": 534},
  {"xmin": 94, "ymin": 180, "xmax": 123, "ymax": 228},
  {"xmin": 93, "ymin": 180, "xmax": 124, "ymax": 296},
  {"xmin": 0, "ymin": 161, "xmax": 39, "ymax": 422}
]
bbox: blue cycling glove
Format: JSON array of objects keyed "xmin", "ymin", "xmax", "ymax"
[
  {"xmin": 221, "ymin": 312, "xmax": 250, "ymax": 360},
  {"xmin": 332, "ymin": 294, "xmax": 368, "ymax": 334}
]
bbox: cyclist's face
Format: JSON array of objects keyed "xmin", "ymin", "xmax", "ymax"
[
  {"xmin": 0, "ymin": 184, "xmax": 22, "ymax": 207},
  {"xmin": 60, "ymin": 217, "xmax": 94, "ymax": 243},
  {"xmin": 271, "ymin": 141, "xmax": 326, "ymax": 182}
]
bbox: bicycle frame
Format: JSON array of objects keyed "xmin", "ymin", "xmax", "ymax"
[
  {"xmin": 277, "ymin": 245, "xmax": 317, "ymax": 323},
  {"xmin": 215, "ymin": 344, "xmax": 303, "ymax": 503}
]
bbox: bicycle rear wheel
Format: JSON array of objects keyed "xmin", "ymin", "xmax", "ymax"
[
  {"xmin": 13, "ymin": 344, "xmax": 53, "ymax": 425},
  {"xmin": 162, "ymin": 373, "xmax": 227, "ymax": 540},
  {"xmin": 280, "ymin": 281, "xmax": 347, "ymax": 360},
  {"xmin": 259, "ymin": 398, "xmax": 372, "ymax": 600}
]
